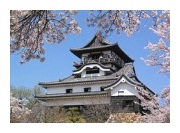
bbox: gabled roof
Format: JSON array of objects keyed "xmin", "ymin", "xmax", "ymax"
[
  {"xmin": 101, "ymin": 74, "xmax": 143, "ymax": 90},
  {"xmin": 101, "ymin": 74, "xmax": 155, "ymax": 95}
]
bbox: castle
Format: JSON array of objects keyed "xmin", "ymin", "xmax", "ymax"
[{"xmin": 35, "ymin": 35, "xmax": 154, "ymax": 113}]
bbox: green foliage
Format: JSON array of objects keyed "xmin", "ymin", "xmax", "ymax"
[
  {"xmin": 10, "ymin": 85, "xmax": 44, "ymax": 98},
  {"xmin": 66, "ymin": 107, "xmax": 86, "ymax": 123},
  {"xmin": 10, "ymin": 85, "xmax": 32, "ymax": 99}
]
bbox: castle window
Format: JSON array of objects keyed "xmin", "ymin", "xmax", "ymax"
[
  {"xmin": 86, "ymin": 68, "xmax": 99, "ymax": 74},
  {"xmin": 118, "ymin": 91, "xmax": 124, "ymax": 95},
  {"xmin": 84, "ymin": 87, "xmax": 91, "ymax": 92},
  {"xmin": 66, "ymin": 89, "xmax": 73, "ymax": 93}
]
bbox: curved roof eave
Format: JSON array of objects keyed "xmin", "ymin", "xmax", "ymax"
[
  {"xmin": 70, "ymin": 44, "xmax": 115, "ymax": 58},
  {"xmin": 39, "ymin": 79, "xmax": 115, "ymax": 88},
  {"xmin": 73, "ymin": 62, "xmax": 112, "ymax": 73}
]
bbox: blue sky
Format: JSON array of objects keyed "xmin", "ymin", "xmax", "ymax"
[{"xmin": 10, "ymin": 10, "xmax": 169, "ymax": 94}]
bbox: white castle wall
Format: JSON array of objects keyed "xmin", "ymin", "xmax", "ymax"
[
  {"xmin": 111, "ymin": 82, "xmax": 138, "ymax": 96},
  {"xmin": 46, "ymin": 83, "xmax": 110, "ymax": 94}
]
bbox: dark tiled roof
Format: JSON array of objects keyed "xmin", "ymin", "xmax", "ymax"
[
  {"xmin": 35, "ymin": 91, "xmax": 110, "ymax": 100},
  {"xmin": 82, "ymin": 35, "xmax": 112, "ymax": 48},
  {"xmin": 70, "ymin": 44, "xmax": 114, "ymax": 57},
  {"xmin": 70, "ymin": 44, "xmax": 134, "ymax": 63},
  {"xmin": 39, "ymin": 76, "xmax": 116, "ymax": 87},
  {"xmin": 70, "ymin": 35, "xmax": 133, "ymax": 63}
]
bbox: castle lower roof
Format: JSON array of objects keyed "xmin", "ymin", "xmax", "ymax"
[
  {"xmin": 39, "ymin": 64, "xmax": 138, "ymax": 87},
  {"xmin": 35, "ymin": 91, "xmax": 110, "ymax": 101}
]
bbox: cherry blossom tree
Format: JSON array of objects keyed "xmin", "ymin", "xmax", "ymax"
[
  {"xmin": 87, "ymin": 10, "xmax": 143, "ymax": 36},
  {"xmin": 10, "ymin": 10, "xmax": 81, "ymax": 64},
  {"xmin": 10, "ymin": 92, "xmax": 31, "ymax": 122},
  {"xmin": 138, "ymin": 10, "xmax": 170, "ymax": 123},
  {"xmin": 10, "ymin": 85, "xmax": 47, "ymax": 122}
]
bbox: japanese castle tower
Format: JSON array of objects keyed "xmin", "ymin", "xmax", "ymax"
[{"xmin": 36, "ymin": 35, "xmax": 154, "ymax": 113}]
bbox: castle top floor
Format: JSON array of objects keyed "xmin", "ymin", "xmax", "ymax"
[{"xmin": 70, "ymin": 35, "xmax": 134, "ymax": 70}]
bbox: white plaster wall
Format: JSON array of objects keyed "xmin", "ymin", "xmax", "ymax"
[
  {"xmin": 99, "ymin": 69, "xmax": 105, "ymax": 76},
  {"xmin": 111, "ymin": 83, "xmax": 138, "ymax": 96},
  {"xmin": 44, "ymin": 96, "xmax": 110, "ymax": 106},
  {"xmin": 81, "ymin": 70, "xmax": 86, "ymax": 77},
  {"xmin": 46, "ymin": 83, "xmax": 110, "ymax": 94}
]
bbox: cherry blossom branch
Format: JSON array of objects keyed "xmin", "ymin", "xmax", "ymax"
[{"xmin": 10, "ymin": 10, "xmax": 81, "ymax": 64}]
